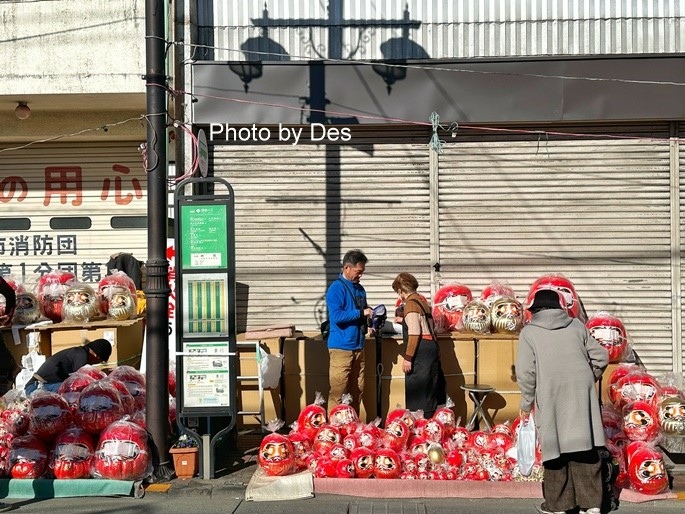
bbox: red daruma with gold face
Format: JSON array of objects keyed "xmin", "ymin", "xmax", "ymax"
[{"xmin": 258, "ymin": 433, "xmax": 294, "ymax": 476}]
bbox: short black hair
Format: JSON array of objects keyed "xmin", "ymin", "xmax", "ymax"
[{"xmin": 342, "ymin": 249, "xmax": 368, "ymax": 267}]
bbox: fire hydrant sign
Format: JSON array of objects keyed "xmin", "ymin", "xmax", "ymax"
[
  {"xmin": 180, "ymin": 204, "xmax": 228, "ymax": 269},
  {"xmin": 182, "ymin": 342, "xmax": 231, "ymax": 408}
]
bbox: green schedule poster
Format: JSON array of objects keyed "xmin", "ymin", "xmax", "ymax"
[{"xmin": 180, "ymin": 204, "xmax": 228, "ymax": 269}]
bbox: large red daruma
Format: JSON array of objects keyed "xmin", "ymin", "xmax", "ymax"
[
  {"xmin": 525, "ymin": 273, "xmax": 580, "ymax": 319},
  {"xmin": 97, "ymin": 272, "xmax": 137, "ymax": 316},
  {"xmin": 313, "ymin": 424, "xmax": 342, "ymax": 454},
  {"xmin": 432, "ymin": 284, "xmax": 472, "ymax": 332},
  {"xmin": 93, "ymin": 420, "xmax": 152, "ymax": 481},
  {"xmin": 28, "ymin": 391, "xmax": 73, "ymax": 441},
  {"xmin": 58, "ymin": 372, "xmax": 97, "ymax": 413},
  {"xmin": 607, "ymin": 363, "xmax": 643, "ymax": 406},
  {"xmin": 49, "ymin": 427, "xmax": 95, "ymax": 479},
  {"xmin": 75, "ymin": 381, "xmax": 125, "ymax": 434},
  {"xmin": 381, "ymin": 419, "xmax": 410, "ymax": 452},
  {"xmin": 258, "ymin": 433, "xmax": 295, "ymax": 476},
  {"xmin": 9, "ymin": 434, "xmax": 48, "ymax": 479},
  {"xmin": 625, "ymin": 441, "xmax": 669, "ymax": 495},
  {"xmin": 0, "ymin": 408, "xmax": 30, "ymax": 437},
  {"xmin": 287, "ymin": 431, "xmax": 312, "ymax": 471},
  {"xmin": 613, "ymin": 371, "xmax": 660, "ymax": 410},
  {"xmin": 37, "ymin": 270, "xmax": 76, "ymax": 322},
  {"xmin": 586, "ymin": 312, "xmax": 628, "ymax": 363},
  {"xmin": 108, "ymin": 365, "xmax": 147, "ymax": 411}
]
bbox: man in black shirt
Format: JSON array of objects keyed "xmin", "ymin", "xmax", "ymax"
[{"xmin": 24, "ymin": 338, "xmax": 113, "ymax": 395}]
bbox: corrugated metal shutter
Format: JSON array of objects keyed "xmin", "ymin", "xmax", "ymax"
[
  {"xmin": 0, "ymin": 141, "xmax": 148, "ymax": 289},
  {"xmin": 438, "ymin": 128, "xmax": 674, "ymax": 375},
  {"xmin": 679, "ymin": 127, "xmax": 685, "ymax": 376},
  {"xmin": 211, "ymin": 128, "xmax": 432, "ymax": 332}
]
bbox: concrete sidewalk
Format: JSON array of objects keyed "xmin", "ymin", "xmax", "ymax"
[{"xmin": 149, "ymin": 431, "xmax": 685, "ymax": 507}]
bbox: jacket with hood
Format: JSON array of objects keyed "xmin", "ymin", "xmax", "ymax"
[{"xmin": 515, "ymin": 309, "xmax": 609, "ymax": 462}]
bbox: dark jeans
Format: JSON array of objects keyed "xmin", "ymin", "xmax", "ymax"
[{"xmin": 25, "ymin": 381, "xmax": 61, "ymax": 396}]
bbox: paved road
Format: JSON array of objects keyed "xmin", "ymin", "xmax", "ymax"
[{"xmin": 0, "ymin": 493, "xmax": 682, "ymax": 514}]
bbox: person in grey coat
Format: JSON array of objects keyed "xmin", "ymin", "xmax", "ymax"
[{"xmin": 516, "ymin": 288, "xmax": 609, "ymax": 514}]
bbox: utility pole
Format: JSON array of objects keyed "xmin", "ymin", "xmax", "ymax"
[{"xmin": 144, "ymin": 0, "xmax": 173, "ymax": 481}]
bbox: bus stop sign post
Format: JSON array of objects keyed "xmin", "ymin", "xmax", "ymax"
[{"xmin": 174, "ymin": 177, "xmax": 237, "ymax": 479}]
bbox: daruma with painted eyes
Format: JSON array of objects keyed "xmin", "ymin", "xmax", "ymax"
[
  {"xmin": 62, "ymin": 284, "xmax": 99, "ymax": 322},
  {"xmin": 658, "ymin": 395, "xmax": 685, "ymax": 436},
  {"xmin": 258, "ymin": 433, "xmax": 294, "ymax": 476},
  {"xmin": 622, "ymin": 400, "xmax": 660, "ymax": 443},
  {"xmin": 373, "ymin": 448, "xmax": 401, "ymax": 479},
  {"xmin": 297, "ymin": 402, "xmax": 327, "ymax": 441},
  {"xmin": 586, "ymin": 312, "xmax": 628, "ymax": 363},
  {"xmin": 490, "ymin": 296, "xmax": 524, "ymax": 334},
  {"xmin": 625, "ymin": 441, "xmax": 669, "ymax": 495}
]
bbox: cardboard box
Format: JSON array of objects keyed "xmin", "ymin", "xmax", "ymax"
[
  {"xmin": 379, "ymin": 335, "xmax": 476, "ymax": 377},
  {"xmin": 243, "ymin": 324, "xmax": 295, "ymax": 340},
  {"xmin": 476, "ymin": 336, "xmax": 520, "ymax": 392},
  {"xmin": 483, "ymin": 391, "xmax": 522, "ymax": 425},
  {"xmin": 39, "ymin": 317, "xmax": 145, "ymax": 369},
  {"xmin": 601, "ymin": 363, "xmax": 621, "ymax": 406},
  {"xmin": 0, "ymin": 325, "xmax": 51, "ymax": 366}
]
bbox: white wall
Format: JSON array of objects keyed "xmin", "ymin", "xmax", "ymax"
[{"xmin": 2, "ymin": 0, "xmax": 146, "ymax": 96}]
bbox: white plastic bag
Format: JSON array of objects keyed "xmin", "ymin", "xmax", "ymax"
[
  {"xmin": 516, "ymin": 413, "xmax": 537, "ymax": 477},
  {"xmin": 258, "ymin": 347, "xmax": 283, "ymax": 390}
]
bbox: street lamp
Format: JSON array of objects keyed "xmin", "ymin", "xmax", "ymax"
[
  {"xmin": 228, "ymin": 62, "xmax": 264, "ymax": 93},
  {"xmin": 372, "ymin": 61, "xmax": 407, "ymax": 94}
]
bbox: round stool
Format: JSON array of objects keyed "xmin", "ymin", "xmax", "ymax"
[{"xmin": 460, "ymin": 383, "xmax": 496, "ymax": 431}]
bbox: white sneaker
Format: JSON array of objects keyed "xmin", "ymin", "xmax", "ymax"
[{"xmin": 580, "ymin": 509, "xmax": 601, "ymax": 514}]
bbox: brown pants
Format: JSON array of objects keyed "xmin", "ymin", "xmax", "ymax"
[
  {"xmin": 542, "ymin": 449, "xmax": 603, "ymax": 512},
  {"xmin": 328, "ymin": 348, "xmax": 365, "ymax": 415}
]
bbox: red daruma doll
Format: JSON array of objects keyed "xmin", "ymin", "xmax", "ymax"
[
  {"xmin": 432, "ymin": 283, "xmax": 472, "ymax": 332},
  {"xmin": 258, "ymin": 420, "xmax": 295, "ymax": 476},
  {"xmin": 525, "ymin": 273, "xmax": 582, "ymax": 320},
  {"xmin": 586, "ymin": 312, "xmax": 628, "ymax": 364},
  {"xmin": 297, "ymin": 391, "xmax": 327, "ymax": 441},
  {"xmin": 625, "ymin": 441, "xmax": 669, "ymax": 495},
  {"xmin": 37, "ymin": 270, "xmax": 76, "ymax": 323}
]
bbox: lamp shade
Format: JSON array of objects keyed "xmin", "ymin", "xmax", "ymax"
[{"xmin": 15, "ymin": 102, "xmax": 31, "ymax": 120}]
